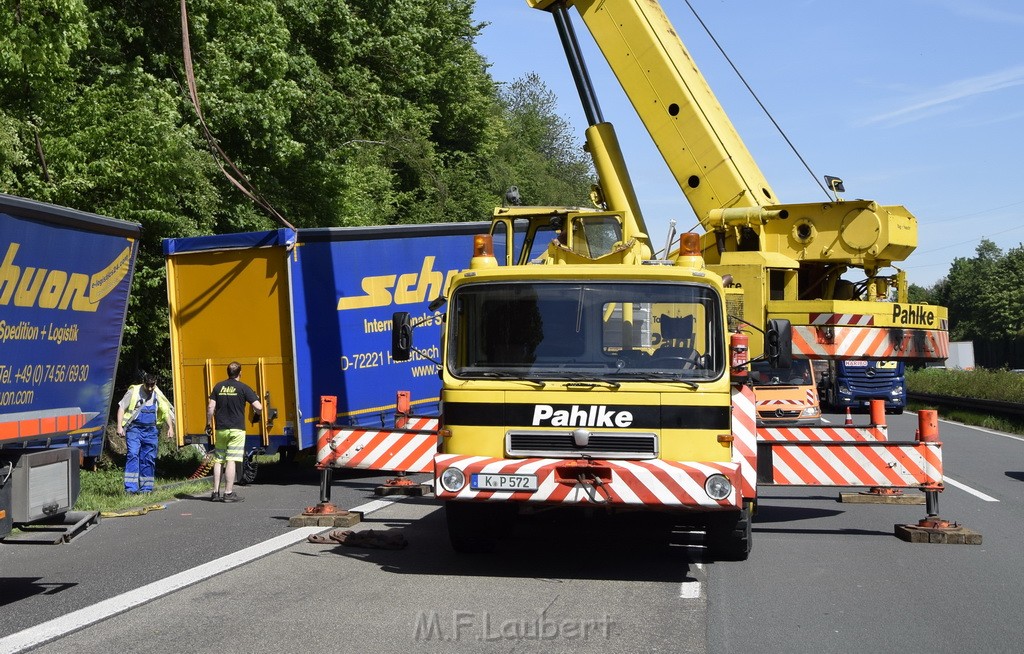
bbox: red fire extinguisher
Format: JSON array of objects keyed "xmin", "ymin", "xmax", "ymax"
[{"xmin": 730, "ymin": 330, "xmax": 749, "ymax": 382}]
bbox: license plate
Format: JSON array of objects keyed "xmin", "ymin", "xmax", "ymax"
[{"xmin": 471, "ymin": 473, "xmax": 538, "ymax": 492}]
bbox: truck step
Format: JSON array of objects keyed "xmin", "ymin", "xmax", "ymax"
[{"xmin": 3, "ymin": 511, "xmax": 100, "ymax": 545}]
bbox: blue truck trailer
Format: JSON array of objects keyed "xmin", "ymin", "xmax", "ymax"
[
  {"xmin": 0, "ymin": 194, "xmax": 140, "ymax": 537},
  {"xmin": 163, "ymin": 223, "xmax": 489, "ymax": 460},
  {"xmin": 820, "ymin": 359, "xmax": 906, "ymax": 414}
]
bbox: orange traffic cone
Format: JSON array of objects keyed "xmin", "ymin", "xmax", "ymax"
[{"xmin": 844, "ymin": 407, "xmax": 853, "ymax": 426}]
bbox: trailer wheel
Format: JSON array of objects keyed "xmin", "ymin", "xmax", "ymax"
[
  {"xmin": 237, "ymin": 450, "xmax": 260, "ymax": 485},
  {"xmin": 705, "ymin": 505, "xmax": 752, "ymax": 561},
  {"xmin": 445, "ymin": 501, "xmax": 497, "ymax": 553}
]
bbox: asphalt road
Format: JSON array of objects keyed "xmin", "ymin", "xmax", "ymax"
[{"xmin": 1, "ymin": 411, "xmax": 1021, "ymax": 654}]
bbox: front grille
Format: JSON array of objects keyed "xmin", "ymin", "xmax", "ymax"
[
  {"xmin": 850, "ymin": 379, "xmax": 894, "ymax": 394},
  {"xmin": 759, "ymin": 409, "xmax": 801, "ymax": 419},
  {"xmin": 506, "ymin": 431, "xmax": 658, "ymax": 459}
]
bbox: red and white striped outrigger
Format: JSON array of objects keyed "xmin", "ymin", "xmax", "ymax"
[
  {"xmin": 314, "ymin": 387, "xmax": 944, "ymax": 517},
  {"xmin": 792, "ymin": 312, "xmax": 949, "ymax": 361}
]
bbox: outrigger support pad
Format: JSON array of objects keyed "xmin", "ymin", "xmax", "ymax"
[{"xmin": 894, "ymin": 410, "xmax": 981, "ymax": 545}]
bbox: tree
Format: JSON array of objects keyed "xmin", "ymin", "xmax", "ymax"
[
  {"xmin": 0, "ymin": 0, "xmax": 598, "ymax": 390},
  {"xmin": 935, "ymin": 239, "xmax": 1021, "ymax": 341},
  {"xmin": 907, "ymin": 282, "xmax": 934, "ymax": 305},
  {"xmin": 489, "ymin": 72, "xmax": 595, "ymax": 207}
]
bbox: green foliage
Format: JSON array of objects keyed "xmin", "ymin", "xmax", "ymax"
[
  {"xmin": 906, "ymin": 282, "xmax": 932, "ymax": 305},
  {"xmin": 0, "ymin": 0, "xmax": 88, "ymax": 87},
  {"xmin": 932, "ymin": 239, "xmax": 1024, "ymax": 341},
  {"xmin": 906, "ymin": 368, "xmax": 1024, "ymax": 435},
  {"xmin": 906, "ymin": 402, "xmax": 1024, "ymax": 436},
  {"xmin": 906, "ymin": 367, "xmax": 1024, "ymax": 403},
  {"xmin": 0, "ymin": 0, "xmax": 597, "ymax": 395},
  {"xmin": 77, "ymin": 441, "xmax": 210, "ymax": 512},
  {"xmin": 491, "ymin": 72, "xmax": 595, "ymax": 207}
]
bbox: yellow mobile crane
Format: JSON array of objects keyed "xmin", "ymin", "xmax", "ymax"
[
  {"xmin": 315, "ymin": 1, "xmax": 955, "ymax": 556},
  {"xmin": 525, "ymin": 0, "xmax": 947, "ymax": 363}
]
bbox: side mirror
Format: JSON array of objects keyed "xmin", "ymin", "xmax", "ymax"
[
  {"xmin": 428, "ymin": 295, "xmax": 447, "ymax": 312},
  {"xmin": 392, "ymin": 312, "xmax": 412, "ymax": 361},
  {"xmin": 765, "ymin": 318, "xmax": 792, "ymax": 369}
]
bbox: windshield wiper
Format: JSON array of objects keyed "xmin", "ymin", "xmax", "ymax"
[
  {"xmin": 563, "ymin": 377, "xmax": 621, "ymax": 390},
  {"xmin": 475, "ymin": 371, "xmax": 546, "ymax": 387},
  {"xmin": 612, "ymin": 371, "xmax": 700, "ymax": 389},
  {"xmin": 550, "ymin": 373, "xmax": 621, "ymax": 389}
]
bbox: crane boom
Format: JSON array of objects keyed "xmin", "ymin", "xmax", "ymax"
[
  {"xmin": 530, "ymin": 0, "xmax": 778, "ymax": 223},
  {"xmin": 526, "ymin": 0, "xmax": 947, "ymax": 361}
]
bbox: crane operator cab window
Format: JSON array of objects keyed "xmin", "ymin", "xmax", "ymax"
[
  {"xmin": 450, "ymin": 281, "xmax": 724, "ymax": 382},
  {"xmin": 518, "ymin": 214, "xmax": 625, "ymax": 263},
  {"xmin": 568, "ymin": 214, "xmax": 622, "ymax": 259}
]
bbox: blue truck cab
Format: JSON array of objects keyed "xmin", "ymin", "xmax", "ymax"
[{"xmin": 821, "ymin": 360, "xmax": 906, "ymax": 414}]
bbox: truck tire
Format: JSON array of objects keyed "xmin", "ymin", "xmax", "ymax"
[
  {"xmin": 705, "ymin": 505, "xmax": 752, "ymax": 561},
  {"xmin": 237, "ymin": 450, "xmax": 259, "ymax": 485},
  {"xmin": 445, "ymin": 501, "xmax": 498, "ymax": 553}
]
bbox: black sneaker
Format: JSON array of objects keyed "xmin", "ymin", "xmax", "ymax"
[
  {"xmin": 222, "ymin": 492, "xmax": 244, "ymax": 503},
  {"xmin": 210, "ymin": 492, "xmax": 222, "ymax": 502}
]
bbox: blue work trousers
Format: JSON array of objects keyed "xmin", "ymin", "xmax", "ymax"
[{"xmin": 125, "ymin": 423, "xmax": 159, "ymax": 492}]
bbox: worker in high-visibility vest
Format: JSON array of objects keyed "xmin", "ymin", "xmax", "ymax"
[{"xmin": 116, "ymin": 373, "xmax": 175, "ymax": 494}]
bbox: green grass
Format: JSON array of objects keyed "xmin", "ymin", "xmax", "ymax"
[
  {"xmin": 907, "ymin": 367, "xmax": 1024, "ymax": 436},
  {"xmin": 906, "ymin": 367, "xmax": 1024, "ymax": 402},
  {"xmin": 907, "ymin": 400, "xmax": 1024, "ymax": 435},
  {"xmin": 75, "ymin": 437, "xmax": 212, "ymax": 513}
]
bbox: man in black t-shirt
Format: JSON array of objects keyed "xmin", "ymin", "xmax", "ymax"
[{"xmin": 206, "ymin": 361, "xmax": 262, "ymax": 502}]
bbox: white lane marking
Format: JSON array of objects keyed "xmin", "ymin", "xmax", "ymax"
[
  {"xmin": 0, "ymin": 499, "xmax": 398, "ymax": 654},
  {"xmin": 679, "ymin": 561, "xmax": 704, "ymax": 599},
  {"xmin": 0, "ymin": 527, "xmax": 320, "ymax": 654},
  {"xmin": 679, "ymin": 581, "xmax": 702, "ymax": 599},
  {"xmin": 944, "ymin": 476, "xmax": 1000, "ymax": 502},
  {"xmin": 937, "ymin": 418, "xmax": 1024, "ymax": 443},
  {"xmin": 351, "ymin": 498, "xmax": 395, "ymax": 514}
]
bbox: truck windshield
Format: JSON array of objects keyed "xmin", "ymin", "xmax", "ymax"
[
  {"xmin": 449, "ymin": 281, "xmax": 724, "ymax": 381},
  {"xmin": 838, "ymin": 360, "xmax": 904, "ymax": 375},
  {"xmin": 750, "ymin": 359, "xmax": 812, "ymax": 386}
]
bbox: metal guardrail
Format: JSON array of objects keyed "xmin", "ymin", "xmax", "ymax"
[{"xmin": 907, "ymin": 392, "xmax": 1024, "ymax": 417}]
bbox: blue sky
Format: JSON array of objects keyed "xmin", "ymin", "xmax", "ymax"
[{"xmin": 471, "ymin": 1, "xmax": 1024, "ymax": 288}]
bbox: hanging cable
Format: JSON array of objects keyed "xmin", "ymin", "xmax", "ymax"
[
  {"xmin": 682, "ymin": 0, "xmax": 832, "ymax": 200},
  {"xmin": 179, "ymin": 0, "xmax": 295, "ymax": 230}
]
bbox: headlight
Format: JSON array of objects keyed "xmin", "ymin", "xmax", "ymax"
[
  {"xmin": 439, "ymin": 467, "xmax": 466, "ymax": 492},
  {"xmin": 891, "ymin": 386, "xmax": 904, "ymax": 395},
  {"xmin": 802, "ymin": 406, "xmax": 820, "ymax": 417},
  {"xmin": 838, "ymin": 383, "xmax": 850, "ymax": 395},
  {"xmin": 704, "ymin": 473, "xmax": 732, "ymax": 501}
]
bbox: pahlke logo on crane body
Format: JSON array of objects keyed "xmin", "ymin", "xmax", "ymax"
[
  {"xmin": 891, "ymin": 304, "xmax": 936, "ymax": 327},
  {"xmin": 533, "ymin": 405, "xmax": 634, "ymax": 428}
]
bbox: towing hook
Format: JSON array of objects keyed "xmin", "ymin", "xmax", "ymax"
[{"xmin": 576, "ymin": 471, "xmax": 612, "ymax": 504}]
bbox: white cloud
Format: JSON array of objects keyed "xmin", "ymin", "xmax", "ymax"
[
  {"xmin": 859, "ymin": 65, "xmax": 1024, "ymax": 127},
  {"xmin": 924, "ymin": 0, "xmax": 1024, "ymax": 26}
]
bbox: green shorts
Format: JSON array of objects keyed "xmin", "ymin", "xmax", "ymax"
[{"xmin": 214, "ymin": 428, "xmax": 246, "ymax": 463}]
